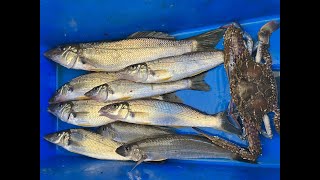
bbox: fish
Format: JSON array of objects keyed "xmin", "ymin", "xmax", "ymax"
[
  {"xmin": 44, "ymin": 128, "xmax": 129, "ymax": 160},
  {"xmin": 49, "ymin": 71, "xmax": 183, "ymax": 104},
  {"xmin": 97, "ymin": 121, "xmax": 175, "ymax": 143},
  {"xmin": 47, "ymin": 100, "xmax": 115, "ymax": 127},
  {"xmin": 115, "ymin": 134, "xmax": 243, "ymax": 169},
  {"xmin": 117, "ymin": 50, "xmax": 224, "ymax": 83},
  {"xmin": 44, "ymin": 29, "xmax": 225, "ymax": 71},
  {"xmin": 48, "ymin": 93, "xmax": 183, "ymax": 127},
  {"xmin": 84, "ymin": 73, "xmax": 209, "ymax": 102},
  {"xmin": 99, "ymin": 99, "xmax": 241, "ymax": 136},
  {"xmin": 49, "ymin": 72, "xmax": 121, "ymax": 104}
]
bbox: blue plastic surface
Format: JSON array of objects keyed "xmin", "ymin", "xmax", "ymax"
[{"xmin": 40, "ymin": 0, "xmax": 280, "ymax": 179}]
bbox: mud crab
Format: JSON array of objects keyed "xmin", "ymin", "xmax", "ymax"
[{"xmin": 195, "ymin": 20, "xmax": 280, "ymax": 162}]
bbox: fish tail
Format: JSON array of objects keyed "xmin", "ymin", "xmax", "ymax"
[
  {"xmin": 160, "ymin": 93, "xmax": 184, "ymax": 103},
  {"xmin": 187, "ymin": 28, "xmax": 225, "ymax": 51},
  {"xmin": 218, "ymin": 111, "xmax": 242, "ymax": 136},
  {"xmin": 189, "ymin": 73, "xmax": 211, "ymax": 91}
]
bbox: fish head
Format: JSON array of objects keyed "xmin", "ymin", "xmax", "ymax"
[
  {"xmin": 49, "ymin": 83, "xmax": 74, "ymax": 104},
  {"xmin": 119, "ymin": 63, "xmax": 149, "ymax": 82},
  {"xmin": 44, "ymin": 45, "xmax": 80, "ymax": 68},
  {"xmin": 116, "ymin": 144, "xmax": 143, "ymax": 161},
  {"xmin": 48, "ymin": 102, "xmax": 74, "ymax": 123},
  {"xmin": 97, "ymin": 125, "xmax": 116, "ymax": 139},
  {"xmin": 44, "ymin": 130, "xmax": 70, "ymax": 147},
  {"xmin": 99, "ymin": 102, "xmax": 130, "ymax": 120},
  {"xmin": 84, "ymin": 83, "xmax": 114, "ymax": 102}
]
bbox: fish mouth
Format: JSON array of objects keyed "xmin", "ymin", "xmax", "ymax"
[
  {"xmin": 47, "ymin": 104, "xmax": 55, "ymax": 114},
  {"xmin": 43, "ymin": 133, "xmax": 56, "ymax": 143},
  {"xmin": 44, "ymin": 48, "xmax": 60, "ymax": 61},
  {"xmin": 48, "ymin": 96, "xmax": 58, "ymax": 104}
]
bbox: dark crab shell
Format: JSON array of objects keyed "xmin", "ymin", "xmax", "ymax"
[{"xmin": 223, "ymin": 25, "xmax": 279, "ymax": 157}]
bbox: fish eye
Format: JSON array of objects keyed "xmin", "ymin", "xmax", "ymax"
[
  {"xmin": 130, "ymin": 65, "xmax": 137, "ymax": 70},
  {"xmin": 112, "ymin": 104, "xmax": 119, "ymax": 109}
]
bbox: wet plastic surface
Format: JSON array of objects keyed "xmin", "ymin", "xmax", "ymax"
[{"xmin": 40, "ymin": 0, "xmax": 280, "ymax": 179}]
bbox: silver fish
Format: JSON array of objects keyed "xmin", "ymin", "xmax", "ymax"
[
  {"xmin": 97, "ymin": 121, "xmax": 175, "ymax": 143},
  {"xmin": 99, "ymin": 99, "xmax": 241, "ymax": 135},
  {"xmin": 117, "ymin": 50, "xmax": 224, "ymax": 83},
  {"xmin": 115, "ymin": 134, "xmax": 242, "ymax": 169},
  {"xmin": 48, "ymin": 94, "xmax": 183, "ymax": 127},
  {"xmin": 84, "ymin": 73, "xmax": 209, "ymax": 102},
  {"xmin": 49, "ymin": 72, "xmax": 121, "ymax": 104},
  {"xmin": 44, "ymin": 29, "xmax": 225, "ymax": 71},
  {"xmin": 44, "ymin": 129, "xmax": 129, "ymax": 160},
  {"xmin": 48, "ymin": 100, "xmax": 115, "ymax": 127}
]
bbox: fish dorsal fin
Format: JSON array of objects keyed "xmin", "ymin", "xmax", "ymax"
[
  {"xmin": 128, "ymin": 31, "xmax": 175, "ymax": 39},
  {"xmin": 130, "ymin": 154, "xmax": 147, "ymax": 171}
]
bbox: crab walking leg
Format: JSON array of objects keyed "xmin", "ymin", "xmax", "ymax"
[
  {"xmin": 243, "ymin": 32, "xmax": 254, "ymax": 55},
  {"xmin": 193, "ymin": 127, "xmax": 257, "ymax": 162},
  {"xmin": 273, "ymin": 106, "xmax": 280, "ymax": 134},
  {"xmin": 194, "ymin": 112, "xmax": 261, "ymax": 161},
  {"xmin": 255, "ymin": 20, "xmax": 280, "ymax": 63},
  {"xmin": 261, "ymin": 115, "xmax": 273, "ymax": 139}
]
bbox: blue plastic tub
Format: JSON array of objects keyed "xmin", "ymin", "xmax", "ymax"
[{"xmin": 40, "ymin": 0, "xmax": 280, "ymax": 179}]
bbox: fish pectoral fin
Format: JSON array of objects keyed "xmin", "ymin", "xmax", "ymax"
[
  {"xmin": 127, "ymin": 31, "xmax": 175, "ymax": 39},
  {"xmin": 129, "ymin": 111, "xmax": 149, "ymax": 119},
  {"xmin": 72, "ymin": 111, "xmax": 90, "ymax": 118},
  {"xmin": 151, "ymin": 70, "xmax": 172, "ymax": 82},
  {"xmin": 118, "ymin": 96, "xmax": 132, "ymax": 100},
  {"xmin": 131, "ymin": 154, "xmax": 147, "ymax": 171}
]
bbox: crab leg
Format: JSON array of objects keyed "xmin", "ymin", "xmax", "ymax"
[
  {"xmin": 273, "ymin": 105, "xmax": 280, "ymax": 134},
  {"xmin": 255, "ymin": 20, "xmax": 280, "ymax": 63},
  {"xmin": 193, "ymin": 127, "xmax": 257, "ymax": 162},
  {"xmin": 261, "ymin": 114, "xmax": 273, "ymax": 138}
]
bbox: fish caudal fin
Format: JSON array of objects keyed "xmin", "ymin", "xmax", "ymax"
[
  {"xmin": 218, "ymin": 112, "xmax": 243, "ymax": 136},
  {"xmin": 188, "ymin": 28, "xmax": 225, "ymax": 51},
  {"xmin": 161, "ymin": 93, "xmax": 184, "ymax": 103},
  {"xmin": 189, "ymin": 73, "xmax": 211, "ymax": 92}
]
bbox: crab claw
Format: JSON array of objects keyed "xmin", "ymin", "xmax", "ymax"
[{"xmin": 258, "ymin": 20, "xmax": 280, "ymax": 44}]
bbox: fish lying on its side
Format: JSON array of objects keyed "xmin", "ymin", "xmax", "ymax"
[
  {"xmin": 97, "ymin": 121, "xmax": 175, "ymax": 143},
  {"xmin": 48, "ymin": 94, "xmax": 183, "ymax": 127},
  {"xmin": 99, "ymin": 99, "xmax": 241, "ymax": 136},
  {"xmin": 44, "ymin": 129, "xmax": 129, "ymax": 160},
  {"xmin": 116, "ymin": 134, "xmax": 243, "ymax": 169},
  {"xmin": 49, "ymin": 72, "xmax": 121, "ymax": 104},
  {"xmin": 118, "ymin": 50, "xmax": 224, "ymax": 83},
  {"xmin": 85, "ymin": 73, "xmax": 209, "ymax": 102},
  {"xmin": 48, "ymin": 100, "xmax": 114, "ymax": 127},
  {"xmin": 44, "ymin": 29, "xmax": 225, "ymax": 71}
]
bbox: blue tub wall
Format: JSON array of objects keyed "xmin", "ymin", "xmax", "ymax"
[
  {"xmin": 40, "ymin": 0, "xmax": 280, "ymax": 178},
  {"xmin": 41, "ymin": 0, "xmax": 279, "ymax": 45}
]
